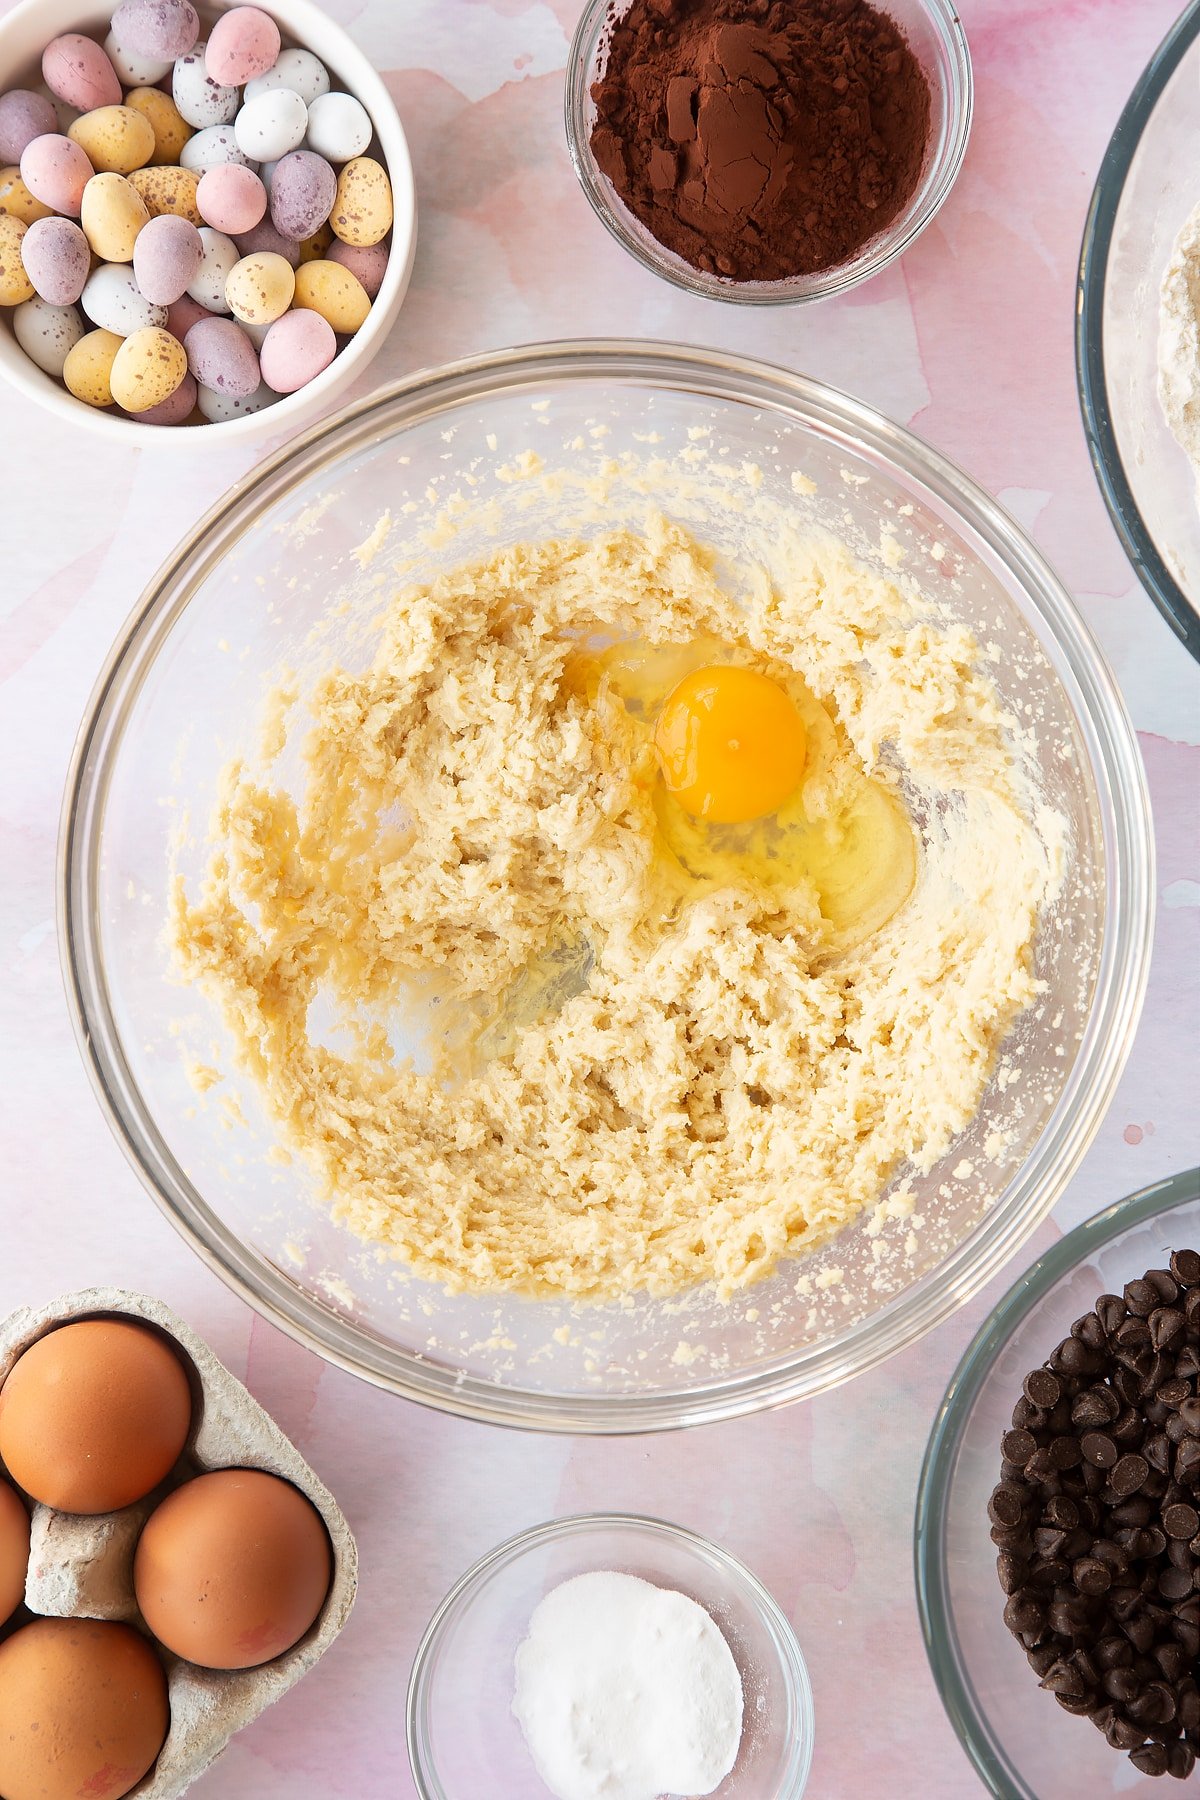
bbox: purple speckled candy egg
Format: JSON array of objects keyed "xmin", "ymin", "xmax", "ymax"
[
  {"xmin": 327, "ymin": 238, "xmax": 389, "ymax": 301},
  {"xmin": 111, "ymin": 0, "xmax": 200, "ymax": 62},
  {"xmin": 20, "ymin": 215, "xmax": 90, "ymax": 305},
  {"xmin": 259, "ymin": 307, "xmax": 335, "ymax": 393},
  {"xmin": 206, "ymin": 8, "xmax": 281, "ymax": 87},
  {"xmin": 20, "ymin": 135, "xmax": 94, "ymax": 217},
  {"xmin": 42, "ymin": 36, "xmax": 122, "ymax": 113},
  {"xmin": 269, "ymin": 150, "xmax": 335, "ymax": 244},
  {"xmin": 0, "ymin": 90, "xmax": 58, "ymax": 164},
  {"xmin": 137, "ymin": 368, "xmax": 197, "ymax": 423},
  {"xmin": 166, "ymin": 292, "xmax": 211, "ymax": 338},
  {"xmin": 133, "ymin": 213, "xmax": 203, "ymax": 304},
  {"xmin": 233, "ymin": 215, "xmax": 300, "ymax": 268},
  {"xmin": 184, "ymin": 314, "xmax": 259, "ymax": 397},
  {"xmin": 197, "ymin": 163, "xmax": 266, "ymax": 235}
]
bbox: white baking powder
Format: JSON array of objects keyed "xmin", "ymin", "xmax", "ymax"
[
  {"xmin": 512, "ymin": 1569, "xmax": 744, "ymax": 1800},
  {"xmin": 1159, "ymin": 199, "xmax": 1200, "ymax": 487}
]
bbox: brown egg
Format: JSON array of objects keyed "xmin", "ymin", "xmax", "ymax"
[
  {"xmin": 134, "ymin": 1468, "xmax": 332, "ymax": 1670},
  {"xmin": 0, "ymin": 1617, "xmax": 168, "ymax": 1800},
  {"xmin": 0, "ymin": 1475, "xmax": 29, "ymax": 1626},
  {"xmin": 0, "ymin": 1318, "xmax": 193, "ymax": 1513}
]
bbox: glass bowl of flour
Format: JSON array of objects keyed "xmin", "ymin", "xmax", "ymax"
[
  {"xmin": 406, "ymin": 1513, "xmax": 814, "ymax": 1799},
  {"xmin": 61, "ymin": 341, "xmax": 1153, "ymax": 1430}
]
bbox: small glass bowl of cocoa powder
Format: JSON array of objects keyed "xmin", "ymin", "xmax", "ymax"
[{"xmin": 566, "ymin": 0, "xmax": 972, "ymax": 304}]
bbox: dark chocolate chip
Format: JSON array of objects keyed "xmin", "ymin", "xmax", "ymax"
[
  {"xmin": 1082, "ymin": 1431, "xmax": 1118, "ymax": 1469},
  {"xmin": 1163, "ymin": 1502, "xmax": 1199, "ymax": 1540}
]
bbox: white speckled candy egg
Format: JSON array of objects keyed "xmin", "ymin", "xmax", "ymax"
[
  {"xmin": 329, "ymin": 156, "xmax": 392, "ymax": 247},
  {"xmin": 184, "ymin": 313, "xmax": 259, "ymax": 396},
  {"xmin": 185, "ymin": 225, "xmax": 238, "ymax": 311},
  {"xmin": 133, "ymin": 212, "xmax": 202, "ymax": 303},
  {"xmin": 197, "ymin": 163, "xmax": 266, "ymax": 234},
  {"xmin": 112, "ymin": 0, "xmax": 200, "ymax": 63},
  {"xmin": 259, "ymin": 306, "xmax": 334, "ymax": 392},
  {"xmin": 42, "ymin": 36, "xmax": 122, "ymax": 113},
  {"xmin": 305, "ymin": 93, "xmax": 372, "ymax": 164},
  {"xmin": 13, "ymin": 295, "xmax": 85, "ymax": 374},
  {"xmin": 196, "ymin": 376, "xmax": 275, "ymax": 420},
  {"xmin": 179, "ymin": 124, "xmax": 255, "ymax": 174},
  {"xmin": 206, "ymin": 8, "xmax": 281, "ymax": 87},
  {"xmin": 63, "ymin": 325, "xmax": 122, "ymax": 404},
  {"xmin": 110, "ymin": 322, "xmax": 187, "ymax": 411},
  {"xmin": 173, "ymin": 46, "xmax": 239, "ymax": 131},
  {"xmin": 103, "ymin": 29, "xmax": 171, "ymax": 88},
  {"xmin": 81, "ymin": 261, "xmax": 166, "ymax": 334},
  {"xmin": 20, "ymin": 134, "xmax": 94, "ymax": 216},
  {"xmin": 269, "ymin": 149, "xmax": 334, "ymax": 242},
  {"xmin": 234, "ymin": 89, "xmax": 307, "ymax": 164},
  {"xmin": 225, "ymin": 249, "xmax": 293, "ymax": 324},
  {"xmin": 80, "ymin": 172, "xmax": 151, "ymax": 262},
  {"xmin": 20, "ymin": 214, "xmax": 90, "ymax": 303},
  {"xmin": 244, "ymin": 49, "xmax": 330, "ymax": 108}
]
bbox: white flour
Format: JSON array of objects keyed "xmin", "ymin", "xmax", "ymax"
[
  {"xmin": 512, "ymin": 1571, "xmax": 743, "ymax": 1800},
  {"xmin": 1158, "ymin": 199, "xmax": 1200, "ymax": 485}
]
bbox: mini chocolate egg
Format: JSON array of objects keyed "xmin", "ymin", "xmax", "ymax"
[
  {"xmin": 234, "ymin": 214, "xmax": 299, "ymax": 267},
  {"xmin": 244, "ymin": 47, "xmax": 330, "ymax": 107},
  {"xmin": 112, "ymin": 0, "xmax": 200, "ymax": 62},
  {"xmin": 20, "ymin": 133, "xmax": 94, "ymax": 217},
  {"xmin": 206, "ymin": 7, "xmax": 281, "ymax": 87},
  {"xmin": 197, "ymin": 162, "xmax": 266, "ymax": 235},
  {"xmin": 69, "ymin": 105, "xmax": 156, "ymax": 176},
  {"xmin": 0, "ymin": 1618, "xmax": 168, "ymax": 1800},
  {"xmin": 134, "ymin": 1468, "xmax": 331, "ymax": 1670},
  {"xmin": 235, "ymin": 88, "xmax": 308, "ymax": 165},
  {"xmin": 269, "ymin": 148, "xmax": 335, "ymax": 242},
  {"xmin": 172, "ymin": 45, "xmax": 239, "ymax": 131},
  {"xmin": 0, "ymin": 214, "xmax": 33, "ymax": 305},
  {"xmin": 294, "ymin": 258, "xmax": 369, "ymax": 334},
  {"xmin": 111, "ymin": 324, "xmax": 187, "ymax": 412},
  {"xmin": 186, "ymin": 224, "xmax": 238, "ymax": 310},
  {"xmin": 63, "ymin": 325, "xmax": 122, "ymax": 404},
  {"xmin": 13, "ymin": 295, "xmax": 85, "ymax": 375},
  {"xmin": 139, "ymin": 368, "xmax": 196, "ymax": 423},
  {"xmin": 184, "ymin": 313, "xmax": 259, "ymax": 396},
  {"xmin": 0, "ymin": 1476, "xmax": 28, "ymax": 1627},
  {"xmin": 196, "ymin": 375, "xmax": 274, "ymax": 420},
  {"xmin": 330, "ymin": 155, "xmax": 393, "ymax": 247},
  {"xmin": 305, "ymin": 92, "xmax": 373, "ymax": 165},
  {"xmin": 225, "ymin": 249, "xmax": 293, "ymax": 325},
  {"xmin": 42, "ymin": 35, "xmax": 122, "ymax": 114},
  {"xmin": 80, "ymin": 172, "xmax": 151, "ymax": 263},
  {"xmin": 179, "ymin": 122, "xmax": 255, "ymax": 173},
  {"xmin": 0, "ymin": 1317, "xmax": 191, "ymax": 1511},
  {"xmin": 296, "ymin": 218, "xmax": 332, "ymax": 263},
  {"xmin": 129, "ymin": 162, "xmax": 201, "ymax": 223},
  {"xmin": 20, "ymin": 214, "xmax": 90, "ymax": 303},
  {"xmin": 102, "ymin": 28, "xmax": 172, "ymax": 88},
  {"xmin": 259, "ymin": 305, "xmax": 334, "ymax": 392},
  {"xmin": 121, "ymin": 88, "xmax": 192, "ymax": 167},
  {"xmin": 327, "ymin": 236, "xmax": 389, "ymax": 299},
  {"xmin": 82, "ymin": 262, "xmax": 166, "ymax": 335},
  {"xmin": 0, "ymin": 165, "xmax": 53, "ymax": 226},
  {"xmin": 165, "ymin": 291, "xmax": 210, "ymax": 338},
  {"xmin": 133, "ymin": 212, "xmax": 202, "ymax": 302},
  {"xmin": 0, "ymin": 90, "xmax": 58, "ymax": 164}
]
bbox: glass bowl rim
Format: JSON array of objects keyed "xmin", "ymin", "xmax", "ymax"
[
  {"xmin": 404, "ymin": 1508, "xmax": 815, "ymax": 1800},
  {"xmin": 1075, "ymin": 0, "xmax": 1200, "ymax": 664},
  {"xmin": 563, "ymin": 0, "xmax": 974, "ymax": 307},
  {"xmin": 58, "ymin": 337, "xmax": 1155, "ymax": 1434},
  {"xmin": 913, "ymin": 1165, "xmax": 1200, "ymax": 1798}
]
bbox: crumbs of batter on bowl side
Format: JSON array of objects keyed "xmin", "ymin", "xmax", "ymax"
[{"xmin": 169, "ymin": 499, "xmax": 1060, "ymax": 1302}]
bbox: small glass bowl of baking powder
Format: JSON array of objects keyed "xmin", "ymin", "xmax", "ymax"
[
  {"xmin": 565, "ymin": 0, "xmax": 972, "ymax": 305},
  {"xmin": 407, "ymin": 1512, "xmax": 814, "ymax": 1798}
]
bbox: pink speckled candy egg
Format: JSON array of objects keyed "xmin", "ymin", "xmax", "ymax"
[
  {"xmin": 269, "ymin": 150, "xmax": 335, "ymax": 243},
  {"xmin": 20, "ymin": 134, "xmax": 94, "ymax": 216},
  {"xmin": 259, "ymin": 306, "xmax": 334, "ymax": 393},
  {"xmin": 197, "ymin": 163, "xmax": 266, "ymax": 235},
  {"xmin": 20, "ymin": 214, "xmax": 90, "ymax": 304},
  {"xmin": 133, "ymin": 212, "xmax": 203, "ymax": 303},
  {"xmin": 0, "ymin": 90, "xmax": 58, "ymax": 164},
  {"xmin": 42, "ymin": 36, "xmax": 122, "ymax": 113},
  {"xmin": 166, "ymin": 291, "xmax": 210, "ymax": 338},
  {"xmin": 206, "ymin": 9, "xmax": 281, "ymax": 87},
  {"xmin": 233, "ymin": 215, "xmax": 299, "ymax": 267},
  {"xmin": 327, "ymin": 238, "xmax": 388, "ymax": 301},
  {"xmin": 184, "ymin": 314, "xmax": 259, "ymax": 397},
  {"xmin": 111, "ymin": 0, "xmax": 199, "ymax": 62},
  {"xmin": 137, "ymin": 368, "xmax": 197, "ymax": 423}
]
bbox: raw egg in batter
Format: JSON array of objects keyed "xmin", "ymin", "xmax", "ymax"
[{"xmin": 653, "ymin": 664, "xmax": 807, "ymax": 823}]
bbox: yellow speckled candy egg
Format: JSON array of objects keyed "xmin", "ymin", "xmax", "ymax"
[
  {"xmin": 329, "ymin": 157, "xmax": 392, "ymax": 248},
  {"xmin": 110, "ymin": 325, "xmax": 186, "ymax": 413},
  {"xmin": 225, "ymin": 250, "xmax": 294, "ymax": 325},
  {"xmin": 0, "ymin": 166, "xmax": 53, "ymax": 226},
  {"xmin": 0, "ymin": 214, "xmax": 33, "ymax": 305},
  {"xmin": 124, "ymin": 89, "xmax": 192, "ymax": 167},
  {"xmin": 297, "ymin": 220, "xmax": 331, "ymax": 264},
  {"xmin": 63, "ymin": 327, "xmax": 122, "ymax": 405},
  {"xmin": 81, "ymin": 173, "xmax": 150, "ymax": 263},
  {"xmin": 69, "ymin": 105, "xmax": 156, "ymax": 176},
  {"xmin": 294, "ymin": 259, "xmax": 369, "ymax": 334},
  {"xmin": 129, "ymin": 164, "xmax": 201, "ymax": 225}
]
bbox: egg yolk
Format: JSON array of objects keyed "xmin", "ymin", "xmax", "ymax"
[{"xmin": 653, "ymin": 665, "xmax": 808, "ymax": 824}]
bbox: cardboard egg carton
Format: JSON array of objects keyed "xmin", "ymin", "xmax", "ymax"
[{"xmin": 0, "ymin": 1288, "xmax": 357, "ymax": 1799}]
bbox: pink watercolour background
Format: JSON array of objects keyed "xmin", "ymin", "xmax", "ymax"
[{"xmin": 0, "ymin": 0, "xmax": 1198, "ymax": 1794}]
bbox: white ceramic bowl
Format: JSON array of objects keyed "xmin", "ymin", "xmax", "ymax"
[{"xmin": 0, "ymin": 0, "xmax": 416, "ymax": 447}]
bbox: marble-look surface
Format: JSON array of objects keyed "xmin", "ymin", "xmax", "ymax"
[{"xmin": 0, "ymin": 0, "xmax": 1197, "ymax": 1794}]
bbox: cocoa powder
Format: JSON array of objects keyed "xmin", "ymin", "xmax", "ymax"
[{"xmin": 590, "ymin": 0, "xmax": 933, "ymax": 284}]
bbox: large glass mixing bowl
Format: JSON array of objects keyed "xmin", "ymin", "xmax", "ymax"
[{"xmin": 60, "ymin": 342, "xmax": 1154, "ymax": 1432}]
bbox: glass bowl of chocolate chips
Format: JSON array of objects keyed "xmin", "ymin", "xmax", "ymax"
[
  {"xmin": 566, "ymin": 0, "xmax": 972, "ymax": 303},
  {"xmin": 916, "ymin": 1169, "xmax": 1200, "ymax": 1796}
]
